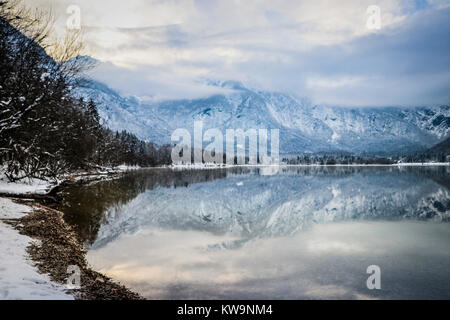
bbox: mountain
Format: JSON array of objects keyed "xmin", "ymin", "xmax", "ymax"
[
  {"xmin": 74, "ymin": 78, "xmax": 450, "ymax": 155},
  {"xmin": 426, "ymin": 137, "xmax": 450, "ymax": 154}
]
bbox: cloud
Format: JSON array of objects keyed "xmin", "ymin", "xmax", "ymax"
[{"xmin": 25, "ymin": 0, "xmax": 450, "ymax": 105}]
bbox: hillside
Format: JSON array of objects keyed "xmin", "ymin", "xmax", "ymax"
[{"xmin": 75, "ymin": 78, "xmax": 450, "ymax": 155}]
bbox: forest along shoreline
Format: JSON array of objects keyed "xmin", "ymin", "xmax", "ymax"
[{"xmin": 0, "ymin": 171, "xmax": 143, "ymax": 300}]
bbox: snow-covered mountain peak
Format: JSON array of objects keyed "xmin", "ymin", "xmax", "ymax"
[{"xmin": 74, "ymin": 77, "xmax": 449, "ymax": 154}]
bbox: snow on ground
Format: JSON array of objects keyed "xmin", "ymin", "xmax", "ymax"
[
  {"xmin": 0, "ymin": 197, "xmax": 34, "ymax": 219},
  {"xmin": 115, "ymin": 164, "xmax": 142, "ymax": 171},
  {"xmin": 395, "ymin": 162, "xmax": 450, "ymax": 166},
  {"xmin": 171, "ymin": 163, "xmax": 450, "ymax": 170},
  {"xmin": 171, "ymin": 163, "xmax": 234, "ymax": 170},
  {"xmin": 0, "ymin": 198, "xmax": 73, "ymax": 300},
  {"xmin": 0, "ymin": 174, "xmax": 52, "ymax": 195},
  {"xmin": 0, "ymin": 164, "xmax": 139, "ymax": 195}
]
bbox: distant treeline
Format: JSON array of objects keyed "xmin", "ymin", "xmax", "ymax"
[
  {"xmin": 399, "ymin": 137, "xmax": 450, "ymax": 163},
  {"xmin": 282, "ymin": 143, "xmax": 450, "ymax": 165},
  {"xmin": 0, "ymin": 1, "xmax": 171, "ymax": 181},
  {"xmin": 281, "ymin": 154, "xmax": 395, "ymax": 165}
]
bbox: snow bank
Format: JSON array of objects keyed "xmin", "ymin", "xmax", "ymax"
[
  {"xmin": 0, "ymin": 173, "xmax": 52, "ymax": 195},
  {"xmin": 0, "ymin": 197, "xmax": 32, "ymax": 219},
  {"xmin": 115, "ymin": 164, "xmax": 142, "ymax": 171},
  {"xmin": 0, "ymin": 198, "xmax": 72, "ymax": 300}
]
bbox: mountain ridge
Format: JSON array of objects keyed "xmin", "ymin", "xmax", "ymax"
[{"xmin": 74, "ymin": 77, "xmax": 449, "ymax": 155}]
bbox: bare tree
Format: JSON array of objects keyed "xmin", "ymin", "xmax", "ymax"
[{"xmin": 1, "ymin": 1, "xmax": 167, "ymax": 182}]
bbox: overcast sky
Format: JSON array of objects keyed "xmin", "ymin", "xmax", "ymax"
[{"xmin": 26, "ymin": 0, "xmax": 450, "ymax": 106}]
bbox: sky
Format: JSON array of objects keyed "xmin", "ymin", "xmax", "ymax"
[{"xmin": 24, "ymin": 0, "xmax": 450, "ymax": 106}]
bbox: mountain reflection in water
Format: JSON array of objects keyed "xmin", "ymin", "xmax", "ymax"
[{"xmin": 58, "ymin": 166, "xmax": 450, "ymax": 299}]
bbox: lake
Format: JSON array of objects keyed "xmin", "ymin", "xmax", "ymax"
[{"xmin": 58, "ymin": 166, "xmax": 450, "ymax": 299}]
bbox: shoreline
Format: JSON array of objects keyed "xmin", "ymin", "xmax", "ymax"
[
  {"xmin": 1, "ymin": 197, "xmax": 143, "ymax": 300},
  {"xmin": 0, "ymin": 163, "xmax": 448, "ymax": 299},
  {"xmin": 0, "ymin": 170, "xmax": 144, "ymax": 300},
  {"xmin": 169, "ymin": 162, "xmax": 450, "ymax": 169}
]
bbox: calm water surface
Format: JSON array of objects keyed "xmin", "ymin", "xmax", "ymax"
[{"xmin": 58, "ymin": 166, "xmax": 450, "ymax": 299}]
